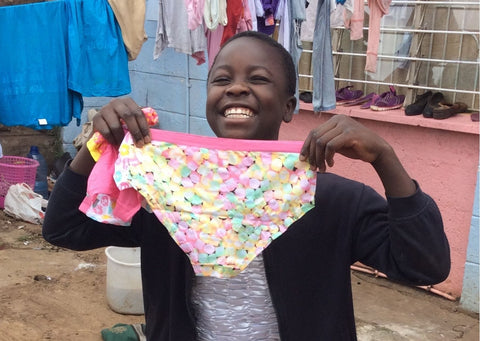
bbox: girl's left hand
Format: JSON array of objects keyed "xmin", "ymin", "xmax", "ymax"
[{"xmin": 299, "ymin": 114, "xmax": 391, "ymax": 172}]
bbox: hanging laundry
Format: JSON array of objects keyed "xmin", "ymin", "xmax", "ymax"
[
  {"xmin": 257, "ymin": 0, "xmax": 281, "ymax": 36},
  {"xmin": 300, "ymin": 0, "xmax": 316, "ymax": 42},
  {"xmin": 220, "ymin": 0, "xmax": 253, "ymax": 46},
  {"xmin": 345, "ymin": 0, "xmax": 392, "ymax": 72},
  {"xmin": 345, "ymin": 0, "xmax": 363, "ymax": 40},
  {"xmin": 186, "ymin": 0, "xmax": 206, "ymax": 30},
  {"xmin": 364, "ymin": 0, "xmax": 392, "ymax": 72},
  {"xmin": 330, "ymin": 3, "xmax": 346, "ymax": 28},
  {"xmin": 155, "ymin": 0, "xmax": 207, "ymax": 65},
  {"xmin": 204, "ymin": 0, "xmax": 228, "ymax": 30},
  {"xmin": 206, "ymin": 25, "xmax": 225, "ymax": 69},
  {"xmin": 275, "ymin": 0, "xmax": 290, "ymax": 50},
  {"xmin": 312, "ymin": 0, "xmax": 336, "ymax": 112},
  {"xmin": 66, "ymin": 0, "xmax": 131, "ymax": 96},
  {"xmin": 288, "ymin": 0, "xmax": 307, "ymax": 113},
  {"xmin": 108, "ymin": 0, "xmax": 148, "ymax": 61},
  {"xmin": 0, "ymin": 1, "xmax": 83, "ymax": 130},
  {"xmin": 247, "ymin": 0, "xmax": 258, "ymax": 30}
]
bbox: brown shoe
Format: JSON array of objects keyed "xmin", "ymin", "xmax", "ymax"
[{"xmin": 433, "ymin": 102, "xmax": 468, "ymax": 120}]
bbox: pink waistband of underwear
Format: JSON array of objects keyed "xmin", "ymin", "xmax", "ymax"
[{"xmin": 150, "ymin": 129, "xmax": 305, "ymax": 153}]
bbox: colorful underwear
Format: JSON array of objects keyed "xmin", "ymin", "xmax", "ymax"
[
  {"xmin": 80, "ymin": 107, "xmax": 158, "ymax": 225},
  {"xmin": 83, "ymin": 129, "xmax": 317, "ymax": 277}
]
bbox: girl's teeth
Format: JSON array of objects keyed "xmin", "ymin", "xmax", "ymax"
[{"xmin": 225, "ymin": 107, "xmax": 253, "ymax": 117}]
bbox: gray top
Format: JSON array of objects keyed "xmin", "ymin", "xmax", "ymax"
[{"xmin": 191, "ymin": 253, "xmax": 280, "ymax": 340}]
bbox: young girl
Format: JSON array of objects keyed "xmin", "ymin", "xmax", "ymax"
[{"xmin": 43, "ymin": 31, "xmax": 450, "ymax": 340}]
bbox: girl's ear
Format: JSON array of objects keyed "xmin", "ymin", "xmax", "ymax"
[{"xmin": 283, "ymin": 95, "xmax": 297, "ymax": 123}]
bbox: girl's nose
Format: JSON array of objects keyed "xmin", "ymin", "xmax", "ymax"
[{"xmin": 226, "ymin": 81, "xmax": 250, "ymax": 96}]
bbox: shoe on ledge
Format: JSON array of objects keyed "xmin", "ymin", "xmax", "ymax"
[
  {"xmin": 370, "ymin": 86, "xmax": 405, "ymax": 111},
  {"xmin": 422, "ymin": 92, "xmax": 445, "ymax": 118},
  {"xmin": 336, "ymin": 86, "xmax": 363, "ymax": 105},
  {"xmin": 405, "ymin": 91, "xmax": 433, "ymax": 116},
  {"xmin": 299, "ymin": 91, "xmax": 312, "ymax": 103},
  {"xmin": 433, "ymin": 102, "xmax": 468, "ymax": 119},
  {"xmin": 343, "ymin": 92, "xmax": 376, "ymax": 107}
]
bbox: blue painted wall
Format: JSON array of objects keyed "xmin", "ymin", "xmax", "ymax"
[{"xmin": 460, "ymin": 168, "xmax": 479, "ymax": 313}]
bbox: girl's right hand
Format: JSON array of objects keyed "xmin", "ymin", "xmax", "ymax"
[{"xmin": 93, "ymin": 97, "xmax": 151, "ymax": 147}]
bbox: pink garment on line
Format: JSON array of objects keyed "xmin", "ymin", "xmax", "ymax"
[
  {"xmin": 206, "ymin": 24, "xmax": 224, "ymax": 69},
  {"xmin": 185, "ymin": 0, "xmax": 205, "ymax": 30},
  {"xmin": 365, "ymin": 0, "xmax": 391, "ymax": 72},
  {"xmin": 345, "ymin": 0, "xmax": 391, "ymax": 72}
]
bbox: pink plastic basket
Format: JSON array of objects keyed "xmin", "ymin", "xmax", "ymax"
[{"xmin": 0, "ymin": 156, "xmax": 39, "ymax": 208}]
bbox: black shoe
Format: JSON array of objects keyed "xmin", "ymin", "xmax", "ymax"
[
  {"xmin": 405, "ymin": 91, "xmax": 432, "ymax": 116},
  {"xmin": 299, "ymin": 91, "xmax": 312, "ymax": 103},
  {"xmin": 423, "ymin": 92, "xmax": 445, "ymax": 118}
]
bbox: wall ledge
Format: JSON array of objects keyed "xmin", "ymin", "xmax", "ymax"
[{"xmin": 299, "ymin": 102, "xmax": 479, "ymax": 135}]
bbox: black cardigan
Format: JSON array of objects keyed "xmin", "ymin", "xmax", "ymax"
[{"xmin": 43, "ymin": 168, "xmax": 450, "ymax": 340}]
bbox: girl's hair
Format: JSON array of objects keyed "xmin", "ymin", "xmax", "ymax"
[{"xmin": 209, "ymin": 31, "xmax": 297, "ymax": 96}]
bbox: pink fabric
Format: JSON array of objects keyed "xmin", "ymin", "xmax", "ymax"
[
  {"xmin": 206, "ymin": 24, "xmax": 224, "ymax": 69},
  {"xmin": 149, "ymin": 129, "xmax": 304, "ymax": 151},
  {"xmin": 185, "ymin": 0, "xmax": 205, "ymax": 30},
  {"xmin": 345, "ymin": 0, "xmax": 391, "ymax": 72},
  {"xmin": 80, "ymin": 107, "xmax": 158, "ymax": 224},
  {"xmin": 238, "ymin": 0, "xmax": 253, "ymax": 33},
  {"xmin": 346, "ymin": 0, "xmax": 364, "ymax": 41},
  {"xmin": 365, "ymin": 0, "xmax": 391, "ymax": 72},
  {"xmin": 79, "ymin": 144, "xmax": 142, "ymax": 224}
]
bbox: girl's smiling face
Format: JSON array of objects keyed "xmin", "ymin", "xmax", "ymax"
[{"xmin": 206, "ymin": 36, "xmax": 296, "ymax": 140}]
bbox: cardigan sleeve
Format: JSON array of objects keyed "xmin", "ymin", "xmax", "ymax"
[
  {"xmin": 351, "ymin": 181, "xmax": 451, "ymax": 286},
  {"xmin": 42, "ymin": 166, "xmax": 140, "ymax": 251}
]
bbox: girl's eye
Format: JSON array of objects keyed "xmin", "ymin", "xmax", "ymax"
[
  {"xmin": 211, "ymin": 76, "xmax": 231, "ymax": 85},
  {"xmin": 250, "ymin": 75, "xmax": 269, "ymax": 83}
]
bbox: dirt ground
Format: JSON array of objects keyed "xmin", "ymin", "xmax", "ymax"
[{"xmin": 0, "ymin": 210, "xmax": 478, "ymax": 341}]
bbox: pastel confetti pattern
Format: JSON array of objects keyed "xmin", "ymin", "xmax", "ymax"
[{"xmin": 115, "ymin": 133, "xmax": 317, "ymax": 278}]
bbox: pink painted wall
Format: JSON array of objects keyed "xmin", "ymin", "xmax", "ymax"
[{"xmin": 279, "ymin": 105, "xmax": 479, "ymax": 298}]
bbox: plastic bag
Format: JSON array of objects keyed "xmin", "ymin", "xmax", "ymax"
[{"xmin": 4, "ymin": 183, "xmax": 48, "ymax": 224}]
